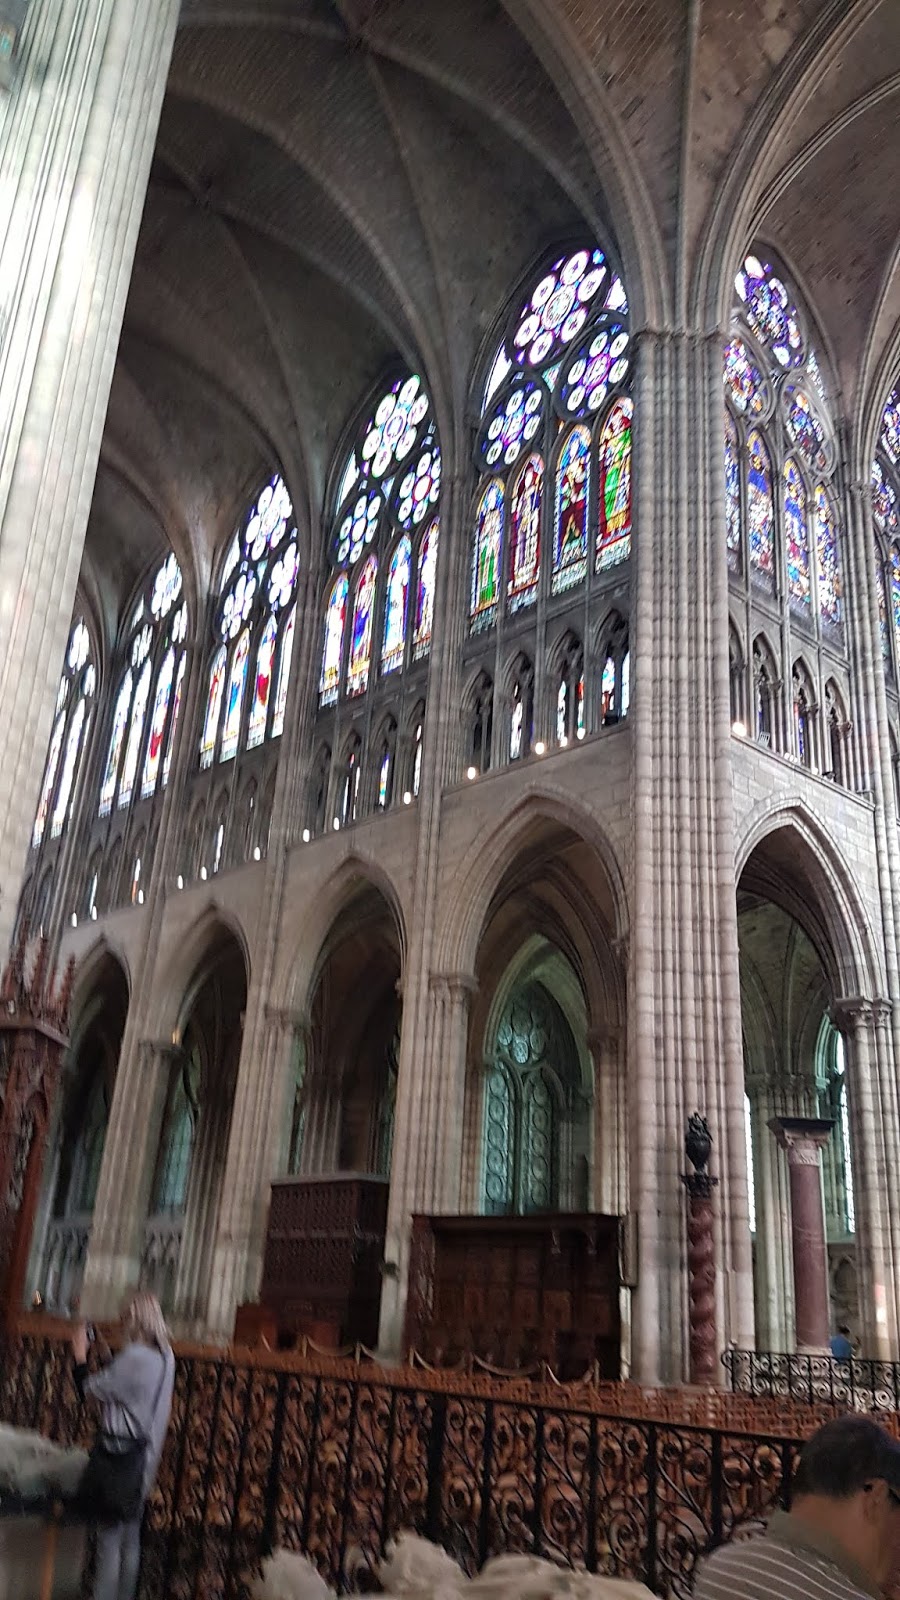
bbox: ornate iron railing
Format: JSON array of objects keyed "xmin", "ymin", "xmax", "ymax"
[
  {"xmin": 723, "ymin": 1348, "xmax": 900, "ymax": 1412},
  {"xmin": 0, "ymin": 1329, "xmax": 819, "ymax": 1600}
]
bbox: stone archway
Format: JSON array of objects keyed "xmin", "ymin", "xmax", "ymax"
[
  {"xmin": 738, "ymin": 821, "xmax": 868, "ymax": 1353},
  {"xmin": 141, "ymin": 925, "xmax": 247, "ymax": 1329},
  {"xmin": 33, "ymin": 950, "xmax": 129, "ymax": 1314}
]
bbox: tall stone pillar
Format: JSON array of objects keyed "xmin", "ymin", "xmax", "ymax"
[
  {"xmin": 629, "ymin": 330, "xmax": 753, "ymax": 1382},
  {"xmin": 769, "ymin": 1116, "xmax": 834, "ymax": 1352},
  {"xmin": 378, "ymin": 969, "xmax": 475, "ymax": 1354},
  {"xmin": 0, "ymin": 0, "xmax": 179, "ymax": 955}
]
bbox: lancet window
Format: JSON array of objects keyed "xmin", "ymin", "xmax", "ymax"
[
  {"xmin": 873, "ymin": 380, "xmax": 900, "ymax": 691},
  {"xmin": 31, "ymin": 618, "xmax": 96, "ymax": 853}
]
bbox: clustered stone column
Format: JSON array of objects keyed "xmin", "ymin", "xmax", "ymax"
[
  {"xmin": 0, "ymin": 0, "xmax": 179, "ymax": 955},
  {"xmin": 769, "ymin": 1116, "xmax": 835, "ymax": 1352}
]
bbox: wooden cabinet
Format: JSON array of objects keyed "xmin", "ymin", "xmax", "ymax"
[{"xmin": 256, "ymin": 1174, "xmax": 389, "ymax": 1349}]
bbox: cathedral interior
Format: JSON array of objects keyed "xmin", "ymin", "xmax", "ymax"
[{"xmin": 4, "ymin": 0, "xmax": 900, "ymax": 1535}]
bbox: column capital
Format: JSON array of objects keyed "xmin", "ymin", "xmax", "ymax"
[
  {"xmin": 768, "ymin": 1114, "xmax": 835, "ymax": 1164},
  {"xmin": 428, "ymin": 970, "xmax": 478, "ymax": 1003},
  {"xmin": 586, "ymin": 1023, "xmax": 624, "ymax": 1052},
  {"xmin": 831, "ymin": 996, "xmax": 892, "ymax": 1032},
  {"xmin": 264, "ymin": 1003, "xmax": 309, "ymax": 1035},
  {"xmin": 139, "ymin": 1038, "xmax": 183, "ymax": 1065}
]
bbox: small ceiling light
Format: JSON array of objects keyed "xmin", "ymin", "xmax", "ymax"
[
  {"xmin": 732, "ymin": 720, "xmax": 747, "ymax": 737},
  {"xmin": 200, "ymin": 866, "xmax": 208, "ymax": 881},
  {"xmin": 70, "ymin": 913, "xmax": 78, "ymax": 928},
  {"xmin": 302, "ymin": 828, "xmax": 310, "ymax": 843},
  {"xmin": 253, "ymin": 845, "xmax": 262, "ymax": 861},
  {"xmin": 403, "ymin": 791, "xmax": 412, "ymax": 805},
  {"xmin": 176, "ymin": 875, "xmax": 184, "ymax": 890},
  {"xmin": 466, "ymin": 766, "xmax": 478, "ymax": 781},
  {"xmin": 534, "ymin": 740, "xmax": 546, "ymax": 756}
]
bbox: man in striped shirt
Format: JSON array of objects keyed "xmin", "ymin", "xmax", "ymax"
[{"xmin": 695, "ymin": 1417, "xmax": 900, "ymax": 1600}]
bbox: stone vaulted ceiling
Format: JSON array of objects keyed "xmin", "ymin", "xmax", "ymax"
[{"xmin": 83, "ymin": 0, "xmax": 900, "ymax": 640}]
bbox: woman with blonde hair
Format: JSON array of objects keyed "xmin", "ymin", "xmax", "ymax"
[{"xmin": 71, "ymin": 1291, "xmax": 176, "ymax": 1600}]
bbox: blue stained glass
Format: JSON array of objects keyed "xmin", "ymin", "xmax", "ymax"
[
  {"xmin": 724, "ymin": 336, "xmax": 766, "ymax": 416},
  {"xmin": 735, "ymin": 254, "xmax": 804, "ymax": 368},
  {"xmin": 725, "ymin": 411, "xmax": 741, "ymax": 568},
  {"xmin": 413, "ymin": 519, "xmax": 438, "ymax": 660},
  {"xmin": 508, "ymin": 454, "xmax": 542, "ymax": 610},
  {"xmin": 747, "ymin": 430, "xmax": 774, "ymax": 584},
  {"xmin": 471, "ymin": 480, "xmax": 503, "ymax": 630},
  {"xmin": 784, "ymin": 457, "xmax": 810, "ymax": 607},
  {"xmin": 873, "ymin": 460, "xmax": 899, "ymax": 537},
  {"xmin": 221, "ymin": 631, "xmax": 250, "ymax": 762},
  {"xmin": 320, "ymin": 574, "xmax": 349, "ymax": 705},
  {"xmin": 553, "ymin": 425, "xmax": 589, "ymax": 593},
  {"xmin": 382, "ymin": 537, "xmax": 411, "ymax": 674},
  {"xmin": 815, "ymin": 485, "xmax": 840, "ymax": 626},
  {"xmin": 348, "ymin": 556, "xmax": 377, "ymax": 696}
]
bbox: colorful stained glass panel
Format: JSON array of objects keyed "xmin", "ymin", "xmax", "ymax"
[
  {"xmin": 511, "ymin": 247, "xmax": 609, "ymax": 373},
  {"xmin": 117, "ymin": 658, "xmax": 152, "ymax": 808},
  {"xmin": 784, "ymin": 458, "xmax": 810, "ymax": 607},
  {"xmin": 471, "ymin": 481, "xmax": 503, "ymax": 630},
  {"xmin": 891, "ymin": 547, "xmax": 900, "ymax": 649},
  {"xmin": 735, "ymin": 255, "xmax": 804, "ymax": 367},
  {"xmin": 99, "ymin": 672, "xmax": 132, "ymax": 816},
  {"xmin": 361, "ymin": 375, "xmax": 429, "ymax": 480},
  {"xmin": 554, "ymin": 425, "xmax": 589, "ymax": 593},
  {"xmin": 221, "ymin": 631, "xmax": 250, "ymax": 761},
  {"xmin": 273, "ymin": 606, "xmax": 296, "ymax": 737},
  {"xmin": 747, "ymin": 430, "xmax": 774, "ymax": 583},
  {"xmin": 508, "ymin": 454, "xmax": 542, "ymax": 610},
  {"xmin": 558, "ymin": 322, "xmax": 629, "ymax": 417},
  {"xmin": 597, "ymin": 399, "xmax": 632, "ymax": 571},
  {"xmin": 478, "ymin": 382, "xmax": 543, "ymax": 473},
  {"xmin": 786, "ymin": 389, "xmax": 829, "ymax": 473},
  {"xmin": 882, "ymin": 389, "xmax": 900, "ymax": 464},
  {"xmin": 724, "ymin": 336, "xmax": 766, "ymax": 416},
  {"xmin": 320, "ymin": 574, "xmax": 348, "ymax": 705},
  {"xmin": 413, "ymin": 519, "xmax": 438, "ymax": 660},
  {"xmin": 382, "ymin": 538, "xmax": 410, "ymax": 674},
  {"xmin": 33, "ymin": 715, "xmax": 65, "ymax": 848},
  {"xmin": 201, "ymin": 646, "xmax": 227, "ymax": 769},
  {"xmin": 141, "ymin": 648, "xmax": 175, "ymax": 798},
  {"xmin": 163, "ymin": 654, "xmax": 186, "ymax": 787},
  {"xmin": 247, "ymin": 616, "xmax": 278, "ymax": 749},
  {"xmin": 725, "ymin": 410, "xmax": 741, "ymax": 568},
  {"xmin": 348, "ymin": 556, "xmax": 377, "ymax": 696},
  {"xmin": 872, "ymin": 460, "xmax": 900, "ymax": 536},
  {"xmin": 815, "ymin": 485, "xmax": 840, "ymax": 626},
  {"xmin": 394, "ymin": 434, "xmax": 441, "ymax": 531},
  {"xmin": 877, "ymin": 561, "xmax": 890, "ymax": 665},
  {"xmin": 51, "ymin": 700, "xmax": 87, "ymax": 839}
]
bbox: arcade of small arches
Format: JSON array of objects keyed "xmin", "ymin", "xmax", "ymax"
[{"xmin": 17, "ymin": 215, "xmax": 900, "ymax": 1377}]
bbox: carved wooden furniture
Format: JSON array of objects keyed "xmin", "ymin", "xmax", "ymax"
[
  {"xmin": 257, "ymin": 1173, "xmax": 389, "ymax": 1348},
  {"xmin": 405, "ymin": 1211, "xmax": 621, "ymax": 1377}
]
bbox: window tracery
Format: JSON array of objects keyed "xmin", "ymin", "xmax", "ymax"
[
  {"xmin": 727, "ymin": 253, "xmax": 846, "ymax": 769},
  {"xmin": 99, "ymin": 555, "xmax": 187, "ymax": 818},
  {"xmin": 465, "ymin": 242, "xmax": 632, "ymax": 774},
  {"xmin": 873, "ymin": 379, "xmax": 900, "ymax": 689},
  {"xmin": 31, "ymin": 618, "xmax": 96, "ymax": 853}
]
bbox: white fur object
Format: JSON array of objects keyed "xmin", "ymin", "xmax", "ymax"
[
  {"xmin": 252, "ymin": 1532, "xmax": 655, "ymax": 1600},
  {"xmin": 0, "ymin": 1425, "xmax": 88, "ymax": 1502}
]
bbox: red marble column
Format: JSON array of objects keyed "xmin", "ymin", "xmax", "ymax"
[{"xmin": 769, "ymin": 1116, "xmax": 835, "ymax": 1352}]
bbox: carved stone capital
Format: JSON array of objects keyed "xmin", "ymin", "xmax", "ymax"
[
  {"xmin": 768, "ymin": 1114, "xmax": 835, "ymax": 1166},
  {"xmin": 831, "ymin": 996, "xmax": 892, "ymax": 1034},
  {"xmin": 429, "ymin": 971, "xmax": 478, "ymax": 1006}
]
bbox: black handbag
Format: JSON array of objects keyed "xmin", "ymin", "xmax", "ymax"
[{"xmin": 76, "ymin": 1353, "xmax": 167, "ymax": 1524}]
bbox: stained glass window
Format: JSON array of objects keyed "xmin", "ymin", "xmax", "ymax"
[
  {"xmin": 815, "ymin": 486, "xmax": 840, "ymax": 626},
  {"xmin": 117, "ymin": 658, "xmax": 152, "ymax": 809},
  {"xmin": 877, "ymin": 564, "xmax": 891, "ymax": 664},
  {"xmin": 413, "ymin": 520, "xmax": 438, "ymax": 661},
  {"xmin": 554, "ymin": 425, "xmax": 589, "ymax": 593},
  {"xmin": 508, "ymin": 455, "xmax": 542, "ymax": 610},
  {"xmin": 785, "ymin": 389, "xmax": 829, "ymax": 474},
  {"xmin": 510, "ymin": 689, "xmax": 524, "ymax": 760},
  {"xmin": 596, "ymin": 399, "xmax": 632, "ymax": 571},
  {"xmin": 320, "ymin": 575, "xmax": 348, "ymax": 706},
  {"xmin": 221, "ymin": 630, "xmax": 250, "ymax": 762},
  {"xmin": 725, "ymin": 410, "xmax": 741, "ymax": 568},
  {"xmin": 378, "ymin": 749, "xmax": 391, "ymax": 809},
  {"xmin": 556, "ymin": 680, "xmax": 568, "ymax": 744},
  {"xmin": 601, "ymin": 656, "xmax": 616, "ymax": 722},
  {"xmin": 873, "ymin": 460, "xmax": 899, "ymax": 537},
  {"xmin": 51, "ymin": 698, "xmax": 88, "ymax": 839},
  {"xmin": 881, "ymin": 387, "xmax": 900, "ymax": 464},
  {"xmin": 206, "ymin": 475, "xmax": 300, "ymax": 764},
  {"xmin": 320, "ymin": 372, "xmax": 440, "ymax": 710},
  {"xmin": 735, "ymin": 255, "xmax": 804, "ymax": 367},
  {"xmin": 33, "ymin": 717, "xmax": 65, "ymax": 849},
  {"xmin": 99, "ymin": 673, "xmax": 132, "ymax": 818},
  {"xmin": 348, "ymin": 557, "xmax": 377, "ymax": 697},
  {"xmin": 201, "ymin": 647, "xmax": 227, "ymax": 769},
  {"xmin": 746, "ymin": 430, "xmax": 774, "ymax": 583},
  {"xmin": 412, "ymin": 723, "xmax": 423, "ymax": 797},
  {"xmin": 472, "ymin": 240, "xmax": 631, "ymax": 627},
  {"xmin": 153, "ymin": 1053, "xmax": 200, "ymax": 1215},
  {"xmin": 272, "ymin": 606, "xmax": 296, "ymax": 737},
  {"xmin": 247, "ymin": 616, "xmax": 278, "ymax": 750},
  {"xmin": 162, "ymin": 654, "xmax": 186, "ymax": 789},
  {"xmin": 382, "ymin": 537, "xmax": 411, "ymax": 674},
  {"xmin": 97, "ymin": 558, "xmax": 186, "ymax": 818},
  {"xmin": 891, "ymin": 547, "xmax": 900, "ymax": 646},
  {"xmin": 472, "ymin": 481, "xmax": 503, "ymax": 628},
  {"xmin": 724, "ymin": 336, "xmax": 766, "ymax": 416},
  {"xmin": 141, "ymin": 649, "xmax": 175, "ymax": 799},
  {"xmin": 784, "ymin": 458, "xmax": 810, "ymax": 607}
]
